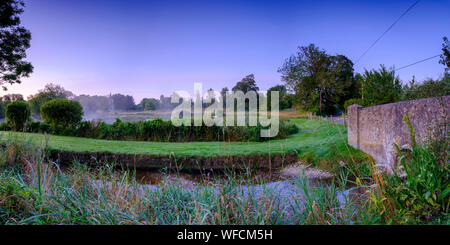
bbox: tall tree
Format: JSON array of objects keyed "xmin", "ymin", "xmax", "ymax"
[
  {"xmin": 440, "ymin": 36, "xmax": 449, "ymax": 72},
  {"xmin": 278, "ymin": 44, "xmax": 358, "ymax": 115},
  {"xmin": 28, "ymin": 83, "xmax": 73, "ymax": 116},
  {"xmin": 111, "ymin": 94, "xmax": 136, "ymax": 111},
  {"xmin": 0, "ymin": 0, "xmax": 33, "ymax": 90},
  {"xmin": 361, "ymin": 65, "xmax": 402, "ymax": 106},
  {"xmin": 267, "ymin": 84, "xmax": 292, "ymax": 111},
  {"xmin": 220, "ymin": 87, "xmax": 229, "ymax": 99},
  {"xmin": 232, "ymin": 74, "xmax": 259, "ymax": 93},
  {"xmin": 232, "ymin": 74, "xmax": 260, "ymax": 111},
  {"xmin": 1, "ymin": 93, "xmax": 23, "ymax": 103}
]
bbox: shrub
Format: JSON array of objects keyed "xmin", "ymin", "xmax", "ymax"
[
  {"xmin": 0, "ymin": 122, "xmax": 10, "ymax": 131},
  {"xmin": 40, "ymin": 99, "xmax": 83, "ymax": 129},
  {"xmin": 26, "ymin": 121, "xmax": 50, "ymax": 134},
  {"xmin": 401, "ymin": 74, "xmax": 450, "ymax": 101},
  {"xmin": 361, "ymin": 65, "xmax": 402, "ymax": 106},
  {"xmin": 5, "ymin": 101, "xmax": 31, "ymax": 131},
  {"xmin": 0, "ymin": 102, "xmax": 5, "ymax": 119},
  {"xmin": 344, "ymin": 98, "xmax": 364, "ymax": 112}
]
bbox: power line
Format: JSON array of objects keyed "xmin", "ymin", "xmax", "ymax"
[
  {"xmin": 395, "ymin": 54, "xmax": 441, "ymax": 71},
  {"xmin": 356, "ymin": 0, "xmax": 421, "ymax": 64}
]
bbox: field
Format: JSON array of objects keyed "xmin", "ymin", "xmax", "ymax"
[
  {"xmin": 0, "ymin": 118, "xmax": 368, "ymax": 173},
  {"xmin": 83, "ymin": 110, "xmax": 173, "ymax": 124}
]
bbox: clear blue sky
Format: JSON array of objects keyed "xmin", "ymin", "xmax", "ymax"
[{"xmin": 2, "ymin": 0, "xmax": 449, "ymax": 102}]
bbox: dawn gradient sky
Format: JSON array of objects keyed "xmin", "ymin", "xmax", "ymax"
[{"xmin": 2, "ymin": 0, "xmax": 449, "ymax": 101}]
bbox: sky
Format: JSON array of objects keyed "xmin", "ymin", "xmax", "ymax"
[{"xmin": 2, "ymin": 0, "xmax": 449, "ymax": 102}]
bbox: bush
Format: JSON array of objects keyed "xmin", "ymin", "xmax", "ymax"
[
  {"xmin": 0, "ymin": 103, "xmax": 5, "ymax": 119},
  {"xmin": 40, "ymin": 99, "xmax": 83, "ymax": 129},
  {"xmin": 26, "ymin": 121, "xmax": 50, "ymax": 134},
  {"xmin": 5, "ymin": 101, "xmax": 31, "ymax": 131},
  {"xmin": 361, "ymin": 65, "xmax": 402, "ymax": 106},
  {"xmin": 344, "ymin": 98, "xmax": 364, "ymax": 112},
  {"xmin": 401, "ymin": 74, "xmax": 450, "ymax": 101},
  {"xmin": 0, "ymin": 122, "xmax": 10, "ymax": 131}
]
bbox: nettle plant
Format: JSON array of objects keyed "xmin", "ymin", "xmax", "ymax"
[{"xmin": 386, "ymin": 114, "xmax": 449, "ymax": 223}]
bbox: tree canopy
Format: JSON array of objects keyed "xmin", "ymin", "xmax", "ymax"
[
  {"xmin": 401, "ymin": 74, "xmax": 450, "ymax": 101},
  {"xmin": 361, "ymin": 65, "xmax": 402, "ymax": 106},
  {"xmin": 440, "ymin": 36, "xmax": 449, "ymax": 72},
  {"xmin": 278, "ymin": 44, "xmax": 359, "ymax": 115},
  {"xmin": 0, "ymin": 0, "xmax": 33, "ymax": 90},
  {"xmin": 232, "ymin": 74, "xmax": 259, "ymax": 93},
  {"xmin": 28, "ymin": 83, "xmax": 73, "ymax": 116},
  {"xmin": 267, "ymin": 84, "xmax": 293, "ymax": 111}
]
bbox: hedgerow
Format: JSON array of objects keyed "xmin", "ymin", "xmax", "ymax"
[{"xmin": 0, "ymin": 118, "xmax": 298, "ymax": 142}]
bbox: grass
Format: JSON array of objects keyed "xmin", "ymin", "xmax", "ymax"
[
  {"xmin": 0, "ymin": 141, "xmax": 371, "ymax": 225},
  {"xmin": 0, "ymin": 116, "xmax": 447, "ymax": 225},
  {"xmin": 0, "ymin": 118, "xmax": 371, "ymax": 175}
]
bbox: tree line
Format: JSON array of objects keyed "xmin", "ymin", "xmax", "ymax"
[{"xmin": 1, "ymin": 0, "xmax": 449, "ymax": 120}]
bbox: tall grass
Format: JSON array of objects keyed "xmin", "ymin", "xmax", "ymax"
[{"xmin": 1, "ymin": 114, "xmax": 448, "ymax": 225}]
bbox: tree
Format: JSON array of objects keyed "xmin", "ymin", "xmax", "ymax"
[
  {"xmin": 232, "ymin": 74, "xmax": 260, "ymax": 111},
  {"xmin": 220, "ymin": 87, "xmax": 229, "ymax": 98},
  {"xmin": 40, "ymin": 99, "xmax": 83, "ymax": 128},
  {"xmin": 232, "ymin": 74, "xmax": 259, "ymax": 93},
  {"xmin": 28, "ymin": 83, "xmax": 73, "ymax": 116},
  {"xmin": 401, "ymin": 74, "xmax": 450, "ymax": 101},
  {"xmin": 5, "ymin": 100, "xmax": 30, "ymax": 131},
  {"xmin": 361, "ymin": 65, "xmax": 402, "ymax": 106},
  {"xmin": 0, "ymin": 0, "xmax": 33, "ymax": 90},
  {"xmin": 73, "ymin": 94, "xmax": 111, "ymax": 114},
  {"xmin": 137, "ymin": 98, "xmax": 160, "ymax": 111},
  {"xmin": 440, "ymin": 36, "xmax": 449, "ymax": 72},
  {"xmin": 0, "ymin": 102, "xmax": 4, "ymax": 118},
  {"xmin": 220, "ymin": 87, "xmax": 229, "ymax": 109},
  {"xmin": 204, "ymin": 88, "xmax": 216, "ymax": 107},
  {"xmin": 1, "ymin": 93, "xmax": 23, "ymax": 104},
  {"xmin": 278, "ymin": 44, "xmax": 358, "ymax": 115},
  {"xmin": 111, "ymin": 94, "xmax": 136, "ymax": 111},
  {"xmin": 267, "ymin": 85, "xmax": 292, "ymax": 110}
]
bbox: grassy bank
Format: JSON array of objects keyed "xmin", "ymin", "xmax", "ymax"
[
  {"xmin": 0, "ymin": 119, "xmax": 370, "ymax": 174},
  {"xmin": 0, "ymin": 129, "xmax": 447, "ymax": 225},
  {"xmin": 0, "ymin": 140, "xmax": 371, "ymax": 225}
]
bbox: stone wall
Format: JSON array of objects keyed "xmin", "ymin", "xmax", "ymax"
[{"xmin": 348, "ymin": 96, "xmax": 449, "ymax": 171}]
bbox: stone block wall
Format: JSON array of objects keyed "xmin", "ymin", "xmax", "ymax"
[{"xmin": 348, "ymin": 96, "xmax": 449, "ymax": 170}]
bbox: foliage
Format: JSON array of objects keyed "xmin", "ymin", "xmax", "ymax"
[
  {"xmin": 0, "ymin": 102, "xmax": 4, "ymax": 119},
  {"xmin": 1, "ymin": 94, "xmax": 24, "ymax": 104},
  {"xmin": 383, "ymin": 115, "xmax": 449, "ymax": 223},
  {"xmin": 344, "ymin": 98, "xmax": 364, "ymax": 112},
  {"xmin": 28, "ymin": 83, "xmax": 73, "ymax": 116},
  {"xmin": 111, "ymin": 93, "xmax": 136, "ymax": 111},
  {"xmin": 25, "ymin": 121, "xmax": 49, "ymax": 133},
  {"xmin": 5, "ymin": 100, "xmax": 30, "ymax": 131},
  {"xmin": 40, "ymin": 99, "xmax": 83, "ymax": 129},
  {"xmin": 72, "ymin": 94, "xmax": 111, "ymax": 114},
  {"xmin": 73, "ymin": 118, "xmax": 298, "ymax": 142},
  {"xmin": 361, "ymin": 65, "xmax": 402, "ymax": 106},
  {"xmin": 0, "ymin": 139, "xmax": 369, "ymax": 225},
  {"xmin": 232, "ymin": 74, "xmax": 259, "ymax": 93},
  {"xmin": 0, "ymin": 0, "xmax": 33, "ymax": 90},
  {"xmin": 278, "ymin": 44, "xmax": 358, "ymax": 115},
  {"xmin": 137, "ymin": 98, "xmax": 160, "ymax": 111},
  {"xmin": 440, "ymin": 36, "xmax": 449, "ymax": 72},
  {"xmin": 401, "ymin": 74, "xmax": 450, "ymax": 101},
  {"xmin": 267, "ymin": 85, "xmax": 293, "ymax": 110}
]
